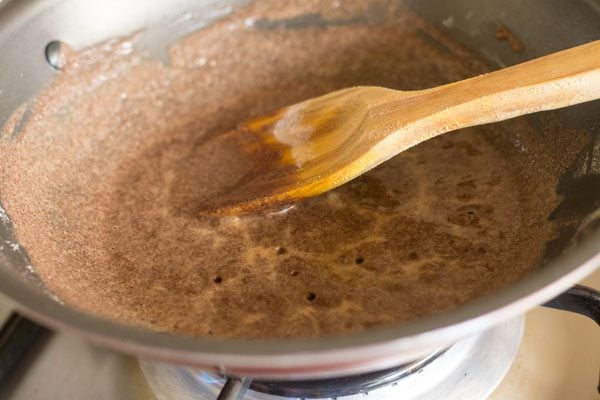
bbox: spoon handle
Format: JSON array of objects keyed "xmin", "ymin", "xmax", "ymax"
[{"xmin": 392, "ymin": 40, "xmax": 600, "ymax": 136}]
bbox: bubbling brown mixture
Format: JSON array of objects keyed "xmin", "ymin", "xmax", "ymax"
[{"xmin": 0, "ymin": 0, "xmax": 581, "ymax": 338}]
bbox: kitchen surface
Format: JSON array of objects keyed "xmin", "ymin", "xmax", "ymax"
[{"xmin": 0, "ymin": 269, "xmax": 598, "ymax": 400}]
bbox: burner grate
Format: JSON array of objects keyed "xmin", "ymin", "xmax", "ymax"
[{"xmin": 249, "ymin": 349, "xmax": 445, "ymax": 399}]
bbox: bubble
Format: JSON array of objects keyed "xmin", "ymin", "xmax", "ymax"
[{"xmin": 197, "ymin": 56, "xmax": 207, "ymax": 66}]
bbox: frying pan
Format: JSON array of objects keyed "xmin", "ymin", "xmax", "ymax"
[{"xmin": 0, "ymin": 0, "xmax": 598, "ymax": 379}]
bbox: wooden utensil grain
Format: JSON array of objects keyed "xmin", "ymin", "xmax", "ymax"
[{"xmin": 200, "ymin": 40, "xmax": 600, "ymax": 215}]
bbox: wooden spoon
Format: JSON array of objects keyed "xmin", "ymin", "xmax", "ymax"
[{"xmin": 201, "ymin": 40, "xmax": 600, "ymax": 215}]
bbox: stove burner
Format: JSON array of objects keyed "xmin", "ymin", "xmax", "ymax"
[
  {"xmin": 140, "ymin": 318, "xmax": 524, "ymax": 400},
  {"xmin": 249, "ymin": 349, "xmax": 445, "ymax": 398}
]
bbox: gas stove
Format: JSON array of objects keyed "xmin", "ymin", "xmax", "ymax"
[{"xmin": 0, "ymin": 271, "xmax": 599, "ymax": 400}]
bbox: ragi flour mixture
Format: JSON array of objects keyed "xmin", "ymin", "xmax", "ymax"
[{"xmin": 0, "ymin": 0, "xmax": 586, "ymax": 338}]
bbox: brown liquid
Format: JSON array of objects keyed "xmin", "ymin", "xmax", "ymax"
[{"xmin": 0, "ymin": 0, "xmax": 581, "ymax": 338}]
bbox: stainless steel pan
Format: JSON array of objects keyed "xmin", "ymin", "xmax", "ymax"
[{"xmin": 0, "ymin": 0, "xmax": 598, "ymax": 379}]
